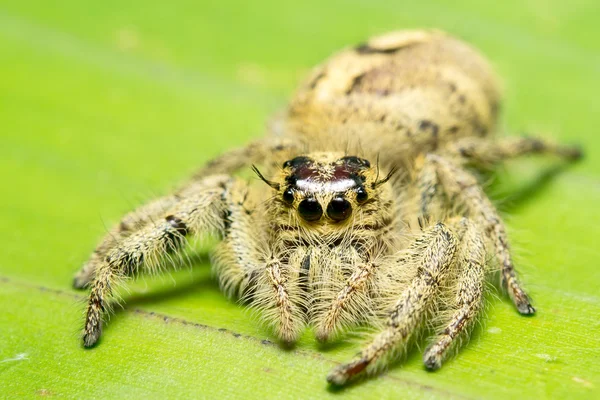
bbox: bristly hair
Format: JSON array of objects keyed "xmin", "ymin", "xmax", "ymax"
[
  {"xmin": 252, "ymin": 165, "xmax": 280, "ymax": 190},
  {"xmin": 372, "ymin": 165, "xmax": 398, "ymax": 189}
]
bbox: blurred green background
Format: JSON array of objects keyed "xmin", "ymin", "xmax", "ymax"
[{"xmin": 0, "ymin": 1, "xmax": 599, "ymax": 399}]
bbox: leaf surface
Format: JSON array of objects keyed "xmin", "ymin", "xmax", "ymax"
[{"xmin": 0, "ymin": 1, "xmax": 599, "ymax": 398}]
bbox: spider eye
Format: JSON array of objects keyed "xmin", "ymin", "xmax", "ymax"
[
  {"xmin": 356, "ymin": 187, "xmax": 368, "ymax": 203},
  {"xmin": 340, "ymin": 156, "xmax": 371, "ymax": 168},
  {"xmin": 283, "ymin": 156, "xmax": 312, "ymax": 169},
  {"xmin": 298, "ymin": 198, "xmax": 323, "ymax": 221},
  {"xmin": 327, "ymin": 197, "xmax": 352, "ymax": 222},
  {"xmin": 283, "ymin": 188, "xmax": 295, "ymax": 204}
]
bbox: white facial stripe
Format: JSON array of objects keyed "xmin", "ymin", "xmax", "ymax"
[{"xmin": 295, "ymin": 178, "xmax": 357, "ymax": 193}]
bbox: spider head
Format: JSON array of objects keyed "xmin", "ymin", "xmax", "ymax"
[{"xmin": 255, "ymin": 152, "xmax": 395, "ymax": 224}]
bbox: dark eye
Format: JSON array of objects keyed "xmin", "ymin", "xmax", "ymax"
[
  {"xmin": 356, "ymin": 187, "xmax": 368, "ymax": 203},
  {"xmin": 283, "ymin": 156, "xmax": 312, "ymax": 169},
  {"xmin": 282, "ymin": 188, "xmax": 295, "ymax": 204},
  {"xmin": 340, "ymin": 156, "xmax": 371, "ymax": 168},
  {"xmin": 327, "ymin": 197, "xmax": 352, "ymax": 222},
  {"xmin": 298, "ymin": 198, "xmax": 323, "ymax": 221}
]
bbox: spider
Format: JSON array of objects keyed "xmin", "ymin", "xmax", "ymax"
[{"xmin": 74, "ymin": 30, "xmax": 582, "ymax": 385}]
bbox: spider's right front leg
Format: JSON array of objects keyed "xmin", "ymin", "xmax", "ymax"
[{"xmin": 82, "ymin": 175, "xmax": 235, "ymax": 347}]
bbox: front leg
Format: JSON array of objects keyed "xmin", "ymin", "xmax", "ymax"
[
  {"xmin": 327, "ymin": 223, "xmax": 458, "ymax": 385},
  {"xmin": 314, "ymin": 255, "xmax": 378, "ymax": 342},
  {"xmin": 423, "ymin": 218, "xmax": 487, "ymax": 370},
  {"xmin": 314, "ymin": 245, "xmax": 409, "ymax": 343},
  {"xmin": 82, "ymin": 176, "xmax": 236, "ymax": 347},
  {"xmin": 251, "ymin": 247, "xmax": 309, "ymax": 345}
]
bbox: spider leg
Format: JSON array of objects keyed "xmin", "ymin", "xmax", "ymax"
[
  {"xmin": 423, "ymin": 218, "xmax": 486, "ymax": 370},
  {"xmin": 251, "ymin": 248, "xmax": 308, "ymax": 344},
  {"xmin": 414, "ymin": 155, "xmax": 442, "ymax": 227},
  {"xmin": 82, "ymin": 176, "xmax": 234, "ymax": 347},
  {"xmin": 428, "ymin": 154, "xmax": 534, "ymax": 314},
  {"xmin": 327, "ymin": 223, "xmax": 458, "ymax": 385},
  {"xmin": 73, "ymin": 175, "xmax": 230, "ymax": 289},
  {"xmin": 445, "ymin": 136, "xmax": 582, "ymax": 167},
  {"xmin": 314, "ymin": 240, "xmax": 408, "ymax": 343},
  {"xmin": 73, "ymin": 196, "xmax": 180, "ymax": 289},
  {"xmin": 77, "ymin": 136, "xmax": 302, "ymax": 289},
  {"xmin": 314, "ymin": 257, "xmax": 376, "ymax": 342},
  {"xmin": 211, "ymin": 180, "xmax": 267, "ymax": 299},
  {"xmin": 191, "ymin": 137, "xmax": 303, "ymax": 177}
]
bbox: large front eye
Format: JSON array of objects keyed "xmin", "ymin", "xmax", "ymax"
[
  {"xmin": 298, "ymin": 198, "xmax": 323, "ymax": 221},
  {"xmin": 327, "ymin": 197, "xmax": 352, "ymax": 221}
]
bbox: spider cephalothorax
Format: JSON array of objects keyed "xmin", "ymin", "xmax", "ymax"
[{"xmin": 74, "ymin": 30, "xmax": 582, "ymax": 386}]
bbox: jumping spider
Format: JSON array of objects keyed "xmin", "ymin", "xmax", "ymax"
[{"xmin": 74, "ymin": 30, "xmax": 582, "ymax": 385}]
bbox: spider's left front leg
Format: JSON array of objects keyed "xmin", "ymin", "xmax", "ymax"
[
  {"xmin": 82, "ymin": 176, "xmax": 246, "ymax": 347},
  {"xmin": 327, "ymin": 223, "xmax": 459, "ymax": 385}
]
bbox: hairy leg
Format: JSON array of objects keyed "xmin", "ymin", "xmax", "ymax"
[
  {"xmin": 251, "ymin": 247, "xmax": 308, "ymax": 344},
  {"xmin": 327, "ymin": 223, "xmax": 458, "ymax": 385},
  {"xmin": 73, "ymin": 175, "xmax": 234, "ymax": 289},
  {"xmin": 191, "ymin": 137, "xmax": 303, "ymax": 178},
  {"xmin": 425, "ymin": 154, "xmax": 534, "ymax": 314},
  {"xmin": 73, "ymin": 196, "xmax": 180, "ymax": 289},
  {"xmin": 82, "ymin": 176, "xmax": 236, "ymax": 347},
  {"xmin": 314, "ymin": 242, "xmax": 413, "ymax": 343},
  {"xmin": 211, "ymin": 180, "xmax": 267, "ymax": 299},
  {"xmin": 423, "ymin": 218, "xmax": 486, "ymax": 370},
  {"xmin": 75, "ymin": 136, "xmax": 301, "ymax": 288},
  {"xmin": 445, "ymin": 136, "xmax": 582, "ymax": 167},
  {"xmin": 314, "ymin": 257, "xmax": 377, "ymax": 342},
  {"xmin": 414, "ymin": 154, "xmax": 443, "ymax": 227}
]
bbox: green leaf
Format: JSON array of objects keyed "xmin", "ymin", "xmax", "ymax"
[{"xmin": 0, "ymin": 1, "xmax": 598, "ymax": 398}]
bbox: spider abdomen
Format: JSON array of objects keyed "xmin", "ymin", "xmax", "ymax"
[{"xmin": 286, "ymin": 30, "xmax": 501, "ymax": 165}]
